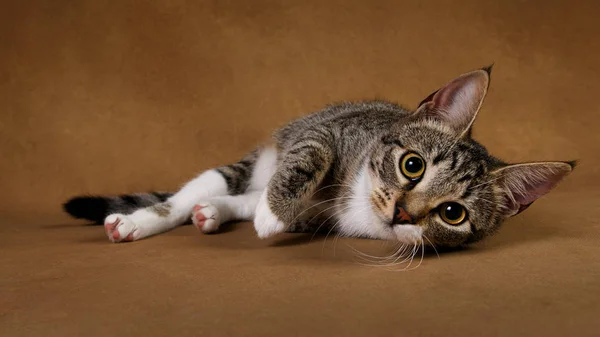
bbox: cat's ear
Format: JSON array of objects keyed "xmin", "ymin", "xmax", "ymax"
[
  {"xmin": 415, "ymin": 65, "xmax": 492, "ymax": 138},
  {"xmin": 491, "ymin": 161, "xmax": 576, "ymax": 217}
]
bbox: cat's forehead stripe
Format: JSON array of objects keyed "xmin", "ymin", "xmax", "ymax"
[{"xmin": 381, "ymin": 135, "xmax": 404, "ymax": 148}]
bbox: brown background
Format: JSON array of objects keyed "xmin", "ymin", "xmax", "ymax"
[{"xmin": 1, "ymin": 1, "xmax": 599, "ymax": 336}]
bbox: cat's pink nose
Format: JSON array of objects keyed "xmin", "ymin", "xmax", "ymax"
[{"xmin": 393, "ymin": 202, "xmax": 413, "ymax": 224}]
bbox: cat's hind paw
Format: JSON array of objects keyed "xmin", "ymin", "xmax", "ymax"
[
  {"xmin": 104, "ymin": 214, "xmax": 139, "ymax": 243},
  {"xmin": 253, "ymin": 192, "xmax": 286, "ymax": 239},
  {"xmin": 192, "ymin": 203, "xmax": 221, "ymax": 234}
]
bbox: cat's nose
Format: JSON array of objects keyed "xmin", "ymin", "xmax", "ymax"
[{"xmin": 393, "ymin": 202, "xmax": 414, "ymax": 225}]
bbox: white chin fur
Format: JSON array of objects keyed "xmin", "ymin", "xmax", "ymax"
[
  {"xmin": 393, "ymin": 225, "xmax": 424, "ymax": 244},
  {"xmin": 338, "ymin": 162, "xmax": 395, "ymax": 240}
]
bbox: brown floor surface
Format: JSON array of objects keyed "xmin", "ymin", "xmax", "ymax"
[{"xmin": 1, "ymin": 1, "xmax": 599, "ymax": 336}]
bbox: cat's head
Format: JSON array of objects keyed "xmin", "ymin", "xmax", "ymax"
[{"xmin": 362, "ymin": 66, "xmax": 575, "ymax": 248}]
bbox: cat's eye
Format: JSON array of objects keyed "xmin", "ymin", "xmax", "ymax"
[
  {"xmin": 400, "ymin": 152, "xmax": 425, "ymax": 180},
  {"xmin": 439, "ymin": 202, "xmax": 467, "ymax": 225}
]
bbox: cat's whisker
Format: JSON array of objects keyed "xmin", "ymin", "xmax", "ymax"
[
  {"xmin": 307, "ymin": 198, "xmax": 369, "ymax": 226},
  {"xmin": 351, "ymin": 247, "xmax": 383, "ymax": 264},
  {"xmin": 353, "ymin": 247, "xmax": 395, "ymax": 267},
  {"xmin": 291, "ymin": 196, "xmax": 368, "ymax": 226},
  {"xmin": 381, "ymin": 249, "xmax": 411, "ymax": 268},
  {"xmin": 404, "ymin": 243, "xmax": 419, "ymax": 266},
  {"xmin": 386, "ymin": 241, "xmax": 416, "ymax": 266},
  {"xmin": 310, "ymin": 202, "xmax": 359, "ymax": 243},
  {"xmin": 356, "ymin": 253, "xmax": 402, "ymax": 268},
  {"xmin": 379, "ymin": 243, "xmax": 418, "ymax": 269},
  {"xmin": 332, "ymin": 232, "xmax": 343, "ymax": 257},
  {"xmin": 350, "ymin": 241, "xmax": 404, "ymax": 265},
  {"xmin": 373, "ymin": 243, "xmax": 415, "ymax": 267},
  {"xmin": 423, "ymin": 234, "xmax": 440, "ymax": 259},
  {"xmin": 322, "ymin": 204, "xmax": 371, "ymax": 254},
  {"xmin": 314, "ymin": 201, "xmax": 372, "ymax": 256},
  {"xmin": 307, "ymin": 203, "xmax": 346, "ymax": 230},
  {"xmin": 390, "ymin": 242, "xmax": 410, "ymax": 262},
  {"xmin": 329, "ymin": 198, "xmax": 371, "ymax": 222},
  {"xmin": 372, "ymin": 243, "xmax": 406, "ymax": 261},
  {"xmin": 322, "ymin": 222, "xmax": 339, "ymax": 255},
  {"xmin": 392, "ymin": 247, "xmax": 414, "ymax": 271},
  {"xmin": 396, "ymin": 243, "xmax": 419, "ymax": 271},
  {"xmin": 405, "ymin": 241, "xmax": 425, "ymax": 271},
  {"xmin": 352, "ymin": 242, "xmax": 405, "ymax": 264},
  {"xmin": 408, "ymin": 242, "xmax": 425, "ymax": 271},
  {"xmin": 329, "ymin": 212, "xmax": 373, "ymax": 259},
  {"xmin": 308, "ymin": 184, "xmax": 356, "ymax": 198}
]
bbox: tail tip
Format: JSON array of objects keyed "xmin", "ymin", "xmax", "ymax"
[{"xmin": 63, "ymin": 196, "xmax": 109, "ymax": 223}]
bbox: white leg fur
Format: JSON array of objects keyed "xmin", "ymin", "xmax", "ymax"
[
  {"xmin": 191, "ymin": 190, "xmax": 263, "ymax": 233},
  {"xmin": 245, "ymin": 145, "xmax": 287, "ymax": 238},
  {"xmin": 253, "ymin": 189, "xmax": 286, "ymax": 239},
  {"xmin": 248, "ymin": 146, "xmax": 278, "ymax": 191},
  {"xmin": 104, "ymin": 170, "xmax": 227, "ymax": 242}
]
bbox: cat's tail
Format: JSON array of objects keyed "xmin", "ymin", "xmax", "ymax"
[{"xmin": 62, "ymin": 192, "xmax": 173, "ymax": 224}]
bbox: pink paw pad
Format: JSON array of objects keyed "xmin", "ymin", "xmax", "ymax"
[
  {"xmin": 192, "ymin": 204, "xmax": 209, "ymax": 229},
  {"xmin": 104, "ymin": 219, "xmax": 119, "ymax": 232},
  {"xmin": 191, "ymin": 204, "xmax": 220, "ymax": 234},
  {"xmin": 103, "ymin": 216, "xmax": 137, "ymax": 243},
  {"xmin": 112, "ymin": 229, "xmax": 121, "ymax": 241},
  {"xmin": 195, "ymin": 212, "xmax": 207, "ymax": 222}
]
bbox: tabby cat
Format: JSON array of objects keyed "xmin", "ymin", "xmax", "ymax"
[{"xmin": 64, "ymin": 66, "xmax": 575, "ymax": 248}]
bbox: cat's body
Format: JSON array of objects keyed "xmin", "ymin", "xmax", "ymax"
[{"xmin": 64, "ymin": 67, "xmax": 575, "ymax": 249}]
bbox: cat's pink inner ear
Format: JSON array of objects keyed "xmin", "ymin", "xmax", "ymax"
[
  {"xmin": 495, "ymin": 162, "xmax": 575, "ymax": 217},
  {"xmin": 416, "ymin": 68, "xmax": 490, "ymax": 136}
]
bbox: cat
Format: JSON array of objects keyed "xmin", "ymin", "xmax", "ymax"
[{"xmin": 63, "ymin": 66, "xmax": 575, "ymax": 249}]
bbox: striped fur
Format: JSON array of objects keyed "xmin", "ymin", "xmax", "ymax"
[{"xmin": 215, "ymin": 149, "xmax": 259, "ymax": 195}]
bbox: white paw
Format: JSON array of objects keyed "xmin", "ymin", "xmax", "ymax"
[
  {"xmin": 104, "ymin": 214, "xmax": 140, "ymax": 243},
  {"xmin": 253, "ymin": 191, "xmax": 286, "ymax": 239},
  {"xmin": 191, "ymin": 203, "xmax": 221, "ymax": 234}
]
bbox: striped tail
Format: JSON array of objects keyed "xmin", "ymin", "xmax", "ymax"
[{"xmin": 63, "ymin": 192, "xmax": 173, "ymax": 224}]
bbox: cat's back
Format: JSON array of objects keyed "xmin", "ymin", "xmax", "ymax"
[{"xmin": 274, "ymin": 100, "xmax": 411, "ymax": 148}]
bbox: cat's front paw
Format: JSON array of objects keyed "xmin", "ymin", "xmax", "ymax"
[
  {"xmin": 104, "ymin": 214, "xmax": 139, "ymax": 243},
  {"xmin": 253, "ymin": 191, "xmax": 286, "ymax": 239}
]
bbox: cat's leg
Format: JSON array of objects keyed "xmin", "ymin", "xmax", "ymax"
[
  {"xmin": 104, "ymin": 169, "xmax": 228, "ymax": 242},
  {"xmin": 253, "ymin": 141, "xmax": 333, "ymax": 238},
  {"xmin": 191, "ymin": 190, "xmax": 263, "ymax": 233},
  {"xmin": 104, "ymin": 146, "xmax": 277, "ymax": 242}
]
